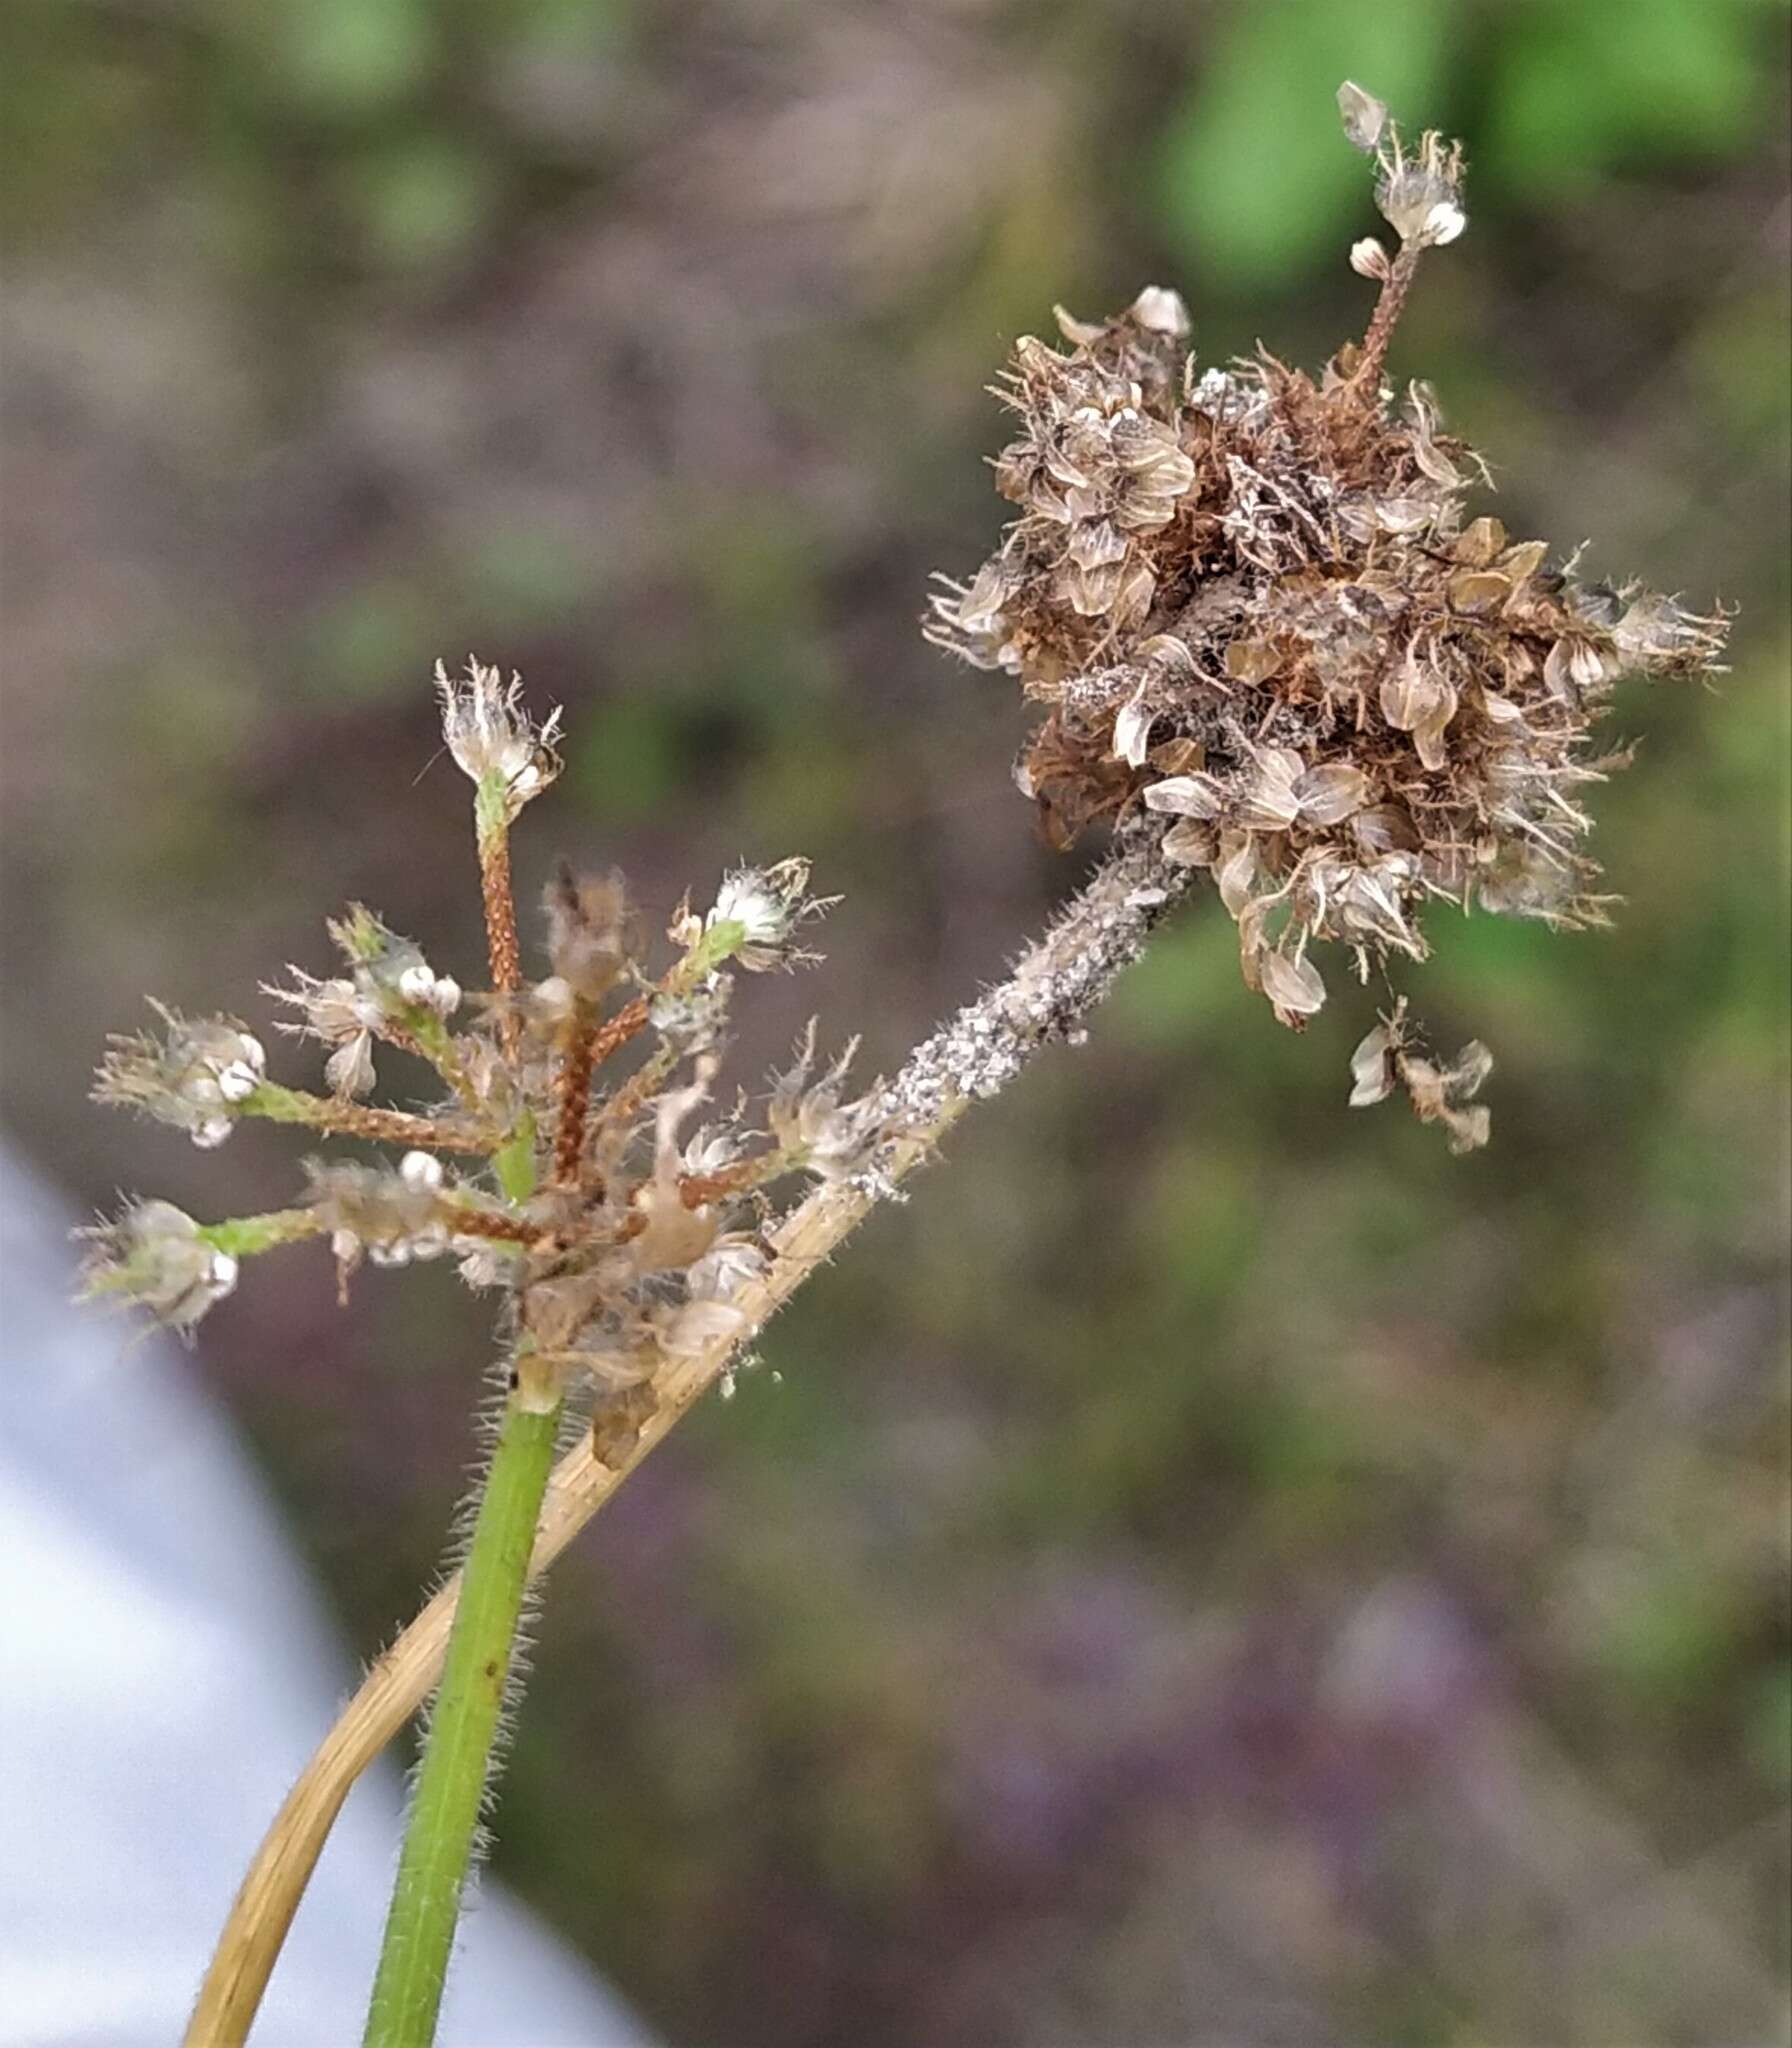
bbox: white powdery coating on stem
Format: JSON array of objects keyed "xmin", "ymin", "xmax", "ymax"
[{"xmin": 876, "ymin": 827, "xmax": 1191, "ymax": 1133}]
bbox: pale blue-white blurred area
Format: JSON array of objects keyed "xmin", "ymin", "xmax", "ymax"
[{"xmin": 0, "ymin": 1148, "xmax": 650, "ymax": 2047}]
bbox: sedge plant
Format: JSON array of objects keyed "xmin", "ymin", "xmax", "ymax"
[{"xmin": 80, "ymin": 86, "xmax": 1726, "ymax": 2048}]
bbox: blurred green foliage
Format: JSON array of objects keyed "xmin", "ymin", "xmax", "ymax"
[
  {"xmin": 1158, "ymin": 0, "xmax": 1449, "ymax": 282},
  {"xmin": 1486, "ymin": 0, "xmax": 1776, "ymax": 189}
]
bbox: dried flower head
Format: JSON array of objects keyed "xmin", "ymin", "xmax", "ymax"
[
  {"xmin": 78, "ymin": 1198, "xmax": 239, "ymax": 1335},
  {"xmin": 1347, "ymin": 999, "xmax": 1491, "ymax": 1153},
  {"xmin": 93, "ymin": 1004, "xmax": 267, "ymax": 1148},
  {"xmin": 303, "ymin": 1155, "xmax": 450, "ymax": 1267},
  {"xmin": 265, "ymin": 911, "xmax": 462, "ymax": 1101},
  {"xmin": 435, "ymin": 658, "xmax": 563, "ymax": 820},
  {"xmin": 1336, "ymin": 80, "xmax": 1468, "ymax": 250},
  {"xmin": 699, "ymin": 859, "xmax": 836, "ymax": 972},
  {"xmin": 768, "ymin": 1021, "xmax": 879, "ymax": 1181},
  {"xmin": 927, "ymin": 86, "xmax": 1727, "ymax": 1147}
]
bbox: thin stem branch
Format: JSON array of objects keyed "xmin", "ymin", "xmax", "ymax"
[
  {"xmin": 587, "ymin": 993, "xmax": 650, "ymax": 1070},
  {"xmin": 392, "ymin": 1012, "xmax": 486, "ymax": 1120},
  {"xmin": 550, "ymin": 1023, "xmax": 596, "ymax": 1188},
  {"xmin": 242, "ymin": 1085, "xmax": 494, "ymax": 1155},
  {"xmin": 197, "ymin": 1208, "xmax": 328, "ymax": 1260},
  {"xmin": 475, "ymin": 774, "xmax": 522, "ymax": 1060},
  {"xmin": 182, "ymin": 827, "xmax": 1191, "ymax": 2048},
  {"xmin": 579, "ymin": 1039, "xmax": 677, "ymax": 1189},
  {"xmin": 1353, "ymin": 242, "xmax": 1420, "ymax": 396}
]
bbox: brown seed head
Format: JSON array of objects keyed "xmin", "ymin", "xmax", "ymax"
[{"xmin": 927, "ymin": 96, "xmax": 1727, "ymax": 1144}]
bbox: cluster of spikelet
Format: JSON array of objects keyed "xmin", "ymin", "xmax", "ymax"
[
  {"xmin": 85, "ymin": 662, "xmax": 872, "ymax": 1389},
  {"xmin": 927, "ymin": 83, "xmax": 1726, "ymax": 1147}
]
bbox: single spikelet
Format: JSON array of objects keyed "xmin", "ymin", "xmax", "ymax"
[{"xmin": 77, "ymin": 1198, "xmax": 241, "ymax": 1335}]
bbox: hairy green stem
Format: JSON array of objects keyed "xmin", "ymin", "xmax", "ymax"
[
  {"xmin": 363, "ymin": 1051, "xmax": 548, "ymax": 2047},
  {"xmin": 197, "ymin": 1207, "xmax": 326, "ymax": 1259},
  {"xmin": 362, "ymin": 1380, "xmax": 562, "ymax": 2047}
]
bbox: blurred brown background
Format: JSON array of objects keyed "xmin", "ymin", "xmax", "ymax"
[{"xmin": 4, "ymin": 2, "xmax": 1789, "ymax": 2043}]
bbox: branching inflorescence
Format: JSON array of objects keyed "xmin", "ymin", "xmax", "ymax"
[
  {"xmin": 80, "ymin": 83, "xmax": 1729, "ymax": 2048},
  {"xmin": 87, "ymin": 659, "xmax": 878, "ymax": 1384}
]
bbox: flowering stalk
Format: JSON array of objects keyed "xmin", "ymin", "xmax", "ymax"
[
  {"xmin": 182, "ymin": 826, "xmax": 1190, "ymax": 2048},
  {"xmin": 441, "ymin": 660, "xmax": 561, "ymax": 1060},
  {"xmin": 361, "ymin": 677, "xmax": 568, "ymax": 2043},
  {"xmin": 1337, "ymin": 78, "xmax": 1465, "ymax": 393},
  {"xmin": 361, "ymin": 851, "xmax": 961, "ymax": 2041}
]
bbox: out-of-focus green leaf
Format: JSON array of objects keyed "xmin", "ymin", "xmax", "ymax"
[
  {"xmin": 1746, "ymin": 1661, "xmax": 1792, "ymax": 1789},
  {"xmin": 1155, "ymin": 0, "xmax": 1446, "ymax": 284},
  {"xmin": 306, "ymin": 577, "xmax": 437, "ymax": 699},
  {"xmin": 742, "ymin": 728, "xmax": 857, "ymax": 841},
  {"xmin": 346, "ymin": 136, "xmax": 499, "ymax": 270},
  {"xmin": 467, "ymin": 526, "xmax": 591, "ymax": 626},
  {"xmin": 1595, "ymin": 1560, "xmax": 1746, "ymax": 1707},
  {"xmin": 1113, "ymin": 905, "xmax": 1262, "ymax": 1042},
  {"xmin": 568, "ymin": 696, "xmax": 685, "ymax": 821},
  {"xmin": 1688, "ymin": 289, "xmax": 1792, "ymax": 445},
  {"xmin": 1486, "ymin": 0, "xmax": 1767, "ymax": 192},
  {"xmin": 260, "ymin": 0, "xmax": 434, "ymax": 116}
]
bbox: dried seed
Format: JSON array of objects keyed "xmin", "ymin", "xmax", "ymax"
[{"xmin": 1143, "ymin": 774, "xmax": 1225, "ymax": 819}]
